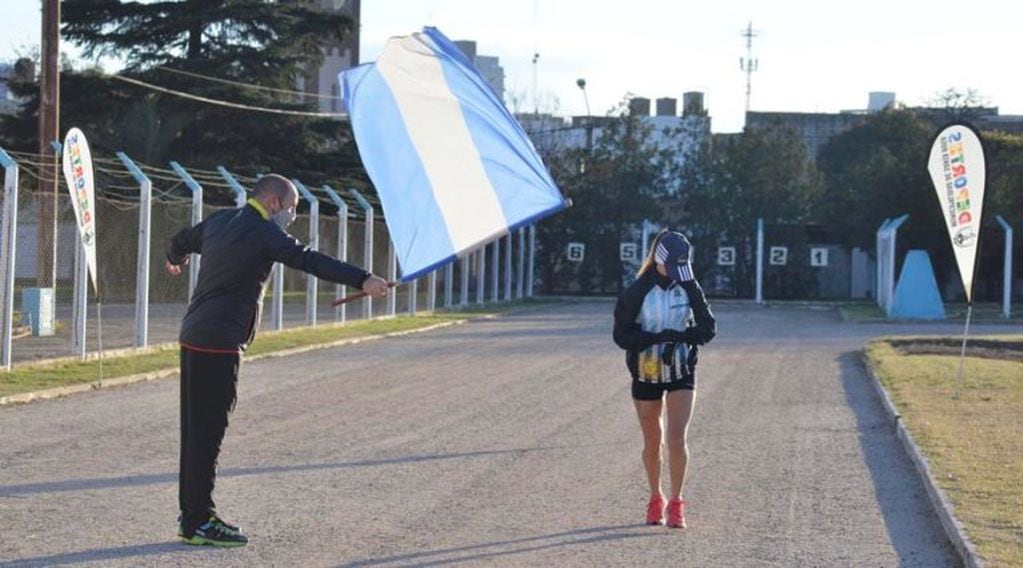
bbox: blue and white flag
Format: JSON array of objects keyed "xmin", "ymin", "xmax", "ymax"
[{"xmin": 341, "ymin": 27, "xmax": 567, "ymax": 281}]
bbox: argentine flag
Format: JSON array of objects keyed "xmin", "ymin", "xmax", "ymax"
[{"xmin": 341, "ymin": 27, "xmax": 567, "ymax": 281}]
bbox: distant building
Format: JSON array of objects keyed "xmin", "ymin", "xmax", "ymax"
[
  {"xmin": 453, "ymin": 40, "xmax": 505, "ymax": 103},
  {"xmin": 745, "ymin": 111, "xmax": 866, "ymax": 158},
  {"xmin": 518, "ymin": 92, "xmax": 712, "ymax": 176},
  {"xmin": 747, "ymin": 91, "xmax": 1023, "ymax": 158},
  {"xmin": 297, "ymin": 0, "xmax": 360, "ymax": 116}
]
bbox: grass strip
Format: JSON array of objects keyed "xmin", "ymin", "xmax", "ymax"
[
  {"xmin": 866, "ymin": 339, "xmax": 1023, "ymax": 566},
  {"xmin": 0, "ymin": 300, "xmax": 558, "ymax": 399}
]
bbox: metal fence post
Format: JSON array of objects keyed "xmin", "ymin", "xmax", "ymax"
[
  {"xmin": 387, "ymin": 239, "xmax": 397, "ymax": 316},
  {"xmin": 170, "ymin": 162, "xmax": 203, "ymax": 302},
  {"xmin": 444, "ymin": 263, "xmax": 454, "ymax": 308},
  {"xmin": 504, "ymin": 234, "xmax": 513, "ymax": 301},
  {"xmin": 460, "ymin": 254, "xmax": 469, "ymax": 307},
  {"xmin": 350, "ymin": 189, "xmax": 374, "ymax": 319},
  {"xmin": 217, "ymin": 166, "xmax": 249, "ymax": 208},
  {"xmin": 292, "ymin": 180, "xmax": 320, "ymax": 326},
  {"xmin": 0, "ymin": 149, "xmax": 19, "ymax": 370},
  {"xmin": 72, "ymin": 239, "xmax": 87, "ymax": 358},
  {"xmin": 476, "ymin": 245, "xmax": 486, "ymax": 305},
  {"xmin": 996, "ymin": 215, "xmax": 1013, "ymax": 318},
  {"xmin": 116, "ymin": 152, "xmax": 151, "ymax": 348},
  {"xmin": 322, "ymin": 185, "xmax": 349, "ymax": 322},
  {"xmin": 427, "ymin": 271, "xmax": 437, "ymax": 311},
  {"xmin": 516, "ymin": 228, "xmax": 525, "ymax": 299},
  {"xmin": 52, "ymin": 142, "xmax": 87, "ymax": 358},
  {"xmin": 490, "ymin": 240, "xmax": 499, "ymax": 302},
  {"xmin": 875, "ymin": 218, "xmax": 890, "ymax": 308},
  {"xmin": 527, "ymin": 225, "xmax": 536, "ymax": 297},
  {"xmin": 755, "ymin": 218, "xmax": 764, "ymax": 304},
  {"xmin": 876, "ymin": 215, "xmax": 908, "ymax": 316},
  {"xmin": 408, "ymin": 278, "xmax": 417, "ymax": 315}
]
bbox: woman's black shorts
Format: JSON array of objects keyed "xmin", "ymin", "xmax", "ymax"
[{"xmin": 631, "ymin": 373, "xmax": 696, "ymax": 400}]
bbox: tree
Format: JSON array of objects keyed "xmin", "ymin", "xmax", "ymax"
[
  {"xmin": 1, "ymin": 0, "xmax": 366, "ymax": 203},
  {"xmin": 671, "ymin": 122, "xmax": 820, "ymax": 297},
  {"xmin": 813, "ymin": 107, "xmax": 1021, "ymax": 301},
  {"xmin": 536, "ymin": 97, "xmax": 675, "ymax": 293},
  {"xmin": 815, "ymin": 108, "xmax": 936, "ymax": 245},
  {"xmin": 926, "ymin": 87, "xmax": 991, "ymax": 122}
]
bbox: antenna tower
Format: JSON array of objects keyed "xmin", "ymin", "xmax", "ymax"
[{"xmin": 739, "ymin": 21, "xmax": 759, "ymax": 113}]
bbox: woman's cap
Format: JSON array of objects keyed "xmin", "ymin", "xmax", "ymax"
[{"xmin": 655, "ymin": 231, "xmax": 695, "ymax": 283}]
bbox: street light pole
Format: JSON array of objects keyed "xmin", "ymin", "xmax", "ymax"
[{"xmin": 576, "ymin": 78, "xmax": 592, "ymax": 153}]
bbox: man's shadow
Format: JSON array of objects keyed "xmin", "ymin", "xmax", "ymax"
[
  {"xmin": 0, "ymin": 541, "xmax": 211, "ymax": 567},
  {"xmin": 341, "ymin": 523, "xmax": 658, "ymax": 567},
  {"xmin": 0, "ymin": 446, "xmax": 589, "ymax": 497}
]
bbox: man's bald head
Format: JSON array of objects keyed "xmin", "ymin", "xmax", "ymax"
[{"xmin": 252, "ymin": 174, "xmax": 297, "ymax": 204}]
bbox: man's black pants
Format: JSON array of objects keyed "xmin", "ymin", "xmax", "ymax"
[{"xmin": 179, "ymin": 347, "xmax": 239, "ymax": 535}]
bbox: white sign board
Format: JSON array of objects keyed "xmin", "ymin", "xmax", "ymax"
[
  {"xmin": 770, "ymin": 246, "xmax": 788, "ymax": 266},
  {"xmin": 717, "ymin": 247, "xmax": 736, "ymax": 266},
  {"xmin": 566, "ymin": 242, "xmax": 585, "ymax": 262},
  {"xmin": 620, "ymin": 243, "xmax": 638, "ymax": 262},
  {"xmin": 810, "ymin": 247, "xmax": 829, "ymax": 267}
]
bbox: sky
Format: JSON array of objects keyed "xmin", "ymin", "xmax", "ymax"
[{"xmin": 3, "ymin": 0, "xmax": 1022, "ymax": 133}]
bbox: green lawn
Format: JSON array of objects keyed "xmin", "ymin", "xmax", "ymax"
[
  {"xmin": 0, "ymin": 300, "xmax": 558, "ymax": 399},
  {"xmin": 866, "ymin": 339, "xmax": 1023, "ymax": 566}
]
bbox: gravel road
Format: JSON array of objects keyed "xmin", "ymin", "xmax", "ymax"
[{"xmin": 3, "ymin": 301, "xmax": 1009, "ymax": 567}]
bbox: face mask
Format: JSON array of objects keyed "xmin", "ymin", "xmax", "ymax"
[{"xmin": 271, "ymin": 206, "xmax": 296, "ymax": 230}]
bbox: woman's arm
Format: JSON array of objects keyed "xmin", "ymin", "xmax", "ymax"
[
  {"xmin": 682, "ymin": 280, "xmax": 716, "ymax": 345},
  {"xmin": 612, "ymin": 281, "xmax": 667, "ymax": 350}
]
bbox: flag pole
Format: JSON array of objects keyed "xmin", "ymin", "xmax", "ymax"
[
  {"xmin": 954, "ymin": 302, "xmax": 972, "ymax": 398},
  {"xmin": 330, "ymin": 281, "xmax": 399, "ymax": 308},
  {"xmin": 96, "ymin": 289, "xmax": 104, "ymax": 382}
]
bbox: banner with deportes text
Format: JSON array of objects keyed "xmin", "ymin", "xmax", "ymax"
[
  {"xmin": 61, "ymin": 128, "xmax": 99, "ymax": 293},
  {"xmin": 926, "ymin": 122, "xmax": 986, "ymax": 302}
]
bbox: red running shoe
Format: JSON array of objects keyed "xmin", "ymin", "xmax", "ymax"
[
  {"xmin": 645, "ymin": 494, "xmax": 666, "ymax": 525},
  {"xmin": 666, "ymin": 497, "xmax": 687, "ymax": 529}
]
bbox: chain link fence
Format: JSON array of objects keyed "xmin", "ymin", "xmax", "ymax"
[{"xmin": 0, "ymin": 148, "xmax": 537, "ymax": 369}]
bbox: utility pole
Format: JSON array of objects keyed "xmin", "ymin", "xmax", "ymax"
[
  {"xmin": 37, "ymin": 0, "xmax": 60, "ymax": 289},
  {"xmin": 739, "ymin": 21, "xmax": 759, "ymax": 116}
]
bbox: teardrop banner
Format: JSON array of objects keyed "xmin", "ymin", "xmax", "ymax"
[
  {"xmin": 926, "ymin": 121, "xmax": 987, "ymax": 395},
  {"xmin": 926, "ymin": 122, "xmax": 986, "ymax": 302},
  {"xmin": 61, "ymin": 127, "xmax": 99, "ymax": 294}
]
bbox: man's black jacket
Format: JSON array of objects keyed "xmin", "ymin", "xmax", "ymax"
[{"xmin": 167, "ymin": 202, "xmax": 370, "ymax": 352}]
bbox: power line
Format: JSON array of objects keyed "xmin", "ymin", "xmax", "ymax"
[
  {"xmin": 156, "ymin": 66, "xmax": 343, "ymax": 101},
  {"xmin": 109, "ymin": 74, "xmax": 348, "ymax": 119}
]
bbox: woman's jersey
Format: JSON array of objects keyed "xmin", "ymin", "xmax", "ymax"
[
  {"xmin": 613, "ymin": 269, "xmax": 716, "ymax": 384},
  {"xmin": 636, "ymin": 282, "xmax": 692, "ymax": 382}
]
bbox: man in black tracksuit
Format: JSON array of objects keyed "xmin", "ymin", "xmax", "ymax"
[{"xmin": 165, "ymin": 174, "xmax": 388, "ymax": 546}]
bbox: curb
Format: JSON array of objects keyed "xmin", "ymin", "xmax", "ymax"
[
  {"xmin": 861, "ymin": 353, "xmax": 984, "ymax": 568},
  {"xmin": 0, "ymin": 318, "xmax": 468, "ymax": 407}
]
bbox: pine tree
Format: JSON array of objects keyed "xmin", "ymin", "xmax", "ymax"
[{"xmin": 3, "ymin": 0, "xmax": 367, "ymax": 202}]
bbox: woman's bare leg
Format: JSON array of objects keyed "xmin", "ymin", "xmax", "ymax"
[
  {"xmin": 664, "ymin": 389, "xmax": 696, "ymax": 499},
  {"xmin": 634, "ymin": 398, "xmax": 664, "ymax": 495}
]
